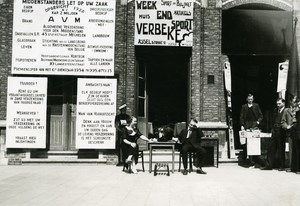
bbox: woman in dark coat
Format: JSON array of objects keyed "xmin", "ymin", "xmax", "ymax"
[
  {"xmin": 122, "ymin": 116, "xmax": 151, "ymax": 174},
  {"xmin": 292, "ymin": 99, "xmax": 300, "ymax": 174}
]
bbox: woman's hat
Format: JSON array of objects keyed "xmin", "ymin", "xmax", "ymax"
[{"xmin": 119, "ymin": 104, "xmax": 127, "ymax": 110}]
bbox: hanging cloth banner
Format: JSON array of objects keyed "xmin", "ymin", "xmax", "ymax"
[
  {"xmin": 277, "ymin": 60, "xmax": 289, "ymax": 92},
  {"xmin": 224, "ymin": 61, "xmax": 232, "ymax": 92}
]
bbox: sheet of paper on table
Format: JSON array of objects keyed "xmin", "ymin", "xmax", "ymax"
[{"xmin": 247, "ymin": 138, "xmax": 261, "ymax": 155}]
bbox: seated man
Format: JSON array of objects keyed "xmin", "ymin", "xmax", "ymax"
[{"xmin": 178, "ymin": 118, "xmax": 207, "ymax": 175}]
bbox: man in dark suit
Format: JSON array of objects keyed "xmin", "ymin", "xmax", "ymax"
[
  {"xmin": 261, "ymin": 98, "xmax": 286, "ymax": 170},
  {"xmin": 115, "ymin": 104, "xmax": 130, "ymax": 166},
  {"xmin": 178, "ymin": 118, "xmax": 206, "ymax": 175},
  {"xmin": 240, "ymin": 94, "xmax": 263, "ymax": 167},
  {"xmin": 240, "ymin": 94, "xmax": 263, "ymax": 131},
  {"xmin": 281, "ymin": 96, "xmax": 297, "ymax": 172}
]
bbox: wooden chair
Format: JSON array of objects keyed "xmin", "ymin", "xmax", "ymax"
[
  {"xmin": 122, "ymin": 150, "xmax": 145, "ymax": 172},
  {"xmin": 178, "ymin": 151, "xmax": 194, "ymax": 172}
]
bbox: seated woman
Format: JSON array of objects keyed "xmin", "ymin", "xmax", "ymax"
[
  {"xmin": 157, "ymin": 125, "xmax": 174, "ymax": 142},
  {"xmin": 122, "ymin": 116, "xmax": 151, "ymax": 174}
]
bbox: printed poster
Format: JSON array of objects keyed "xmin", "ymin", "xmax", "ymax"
[
  {"xmin": 12, "ymin": 0, "xmax": 116, "ymax": 76},
  {"xmin": 224, "ymin": 61, "xmax": 231, "ymax": 92},
  {"xmin": 6, "ymin": 77, "xmax": 47, "ymax": 148},
  {"xmin": 277, "ymin": 60, "xmax": 289, "ymax": 92},
  {"xmin": 135, "ymin": 0, "xmax": 194, "ymax": 47},
  {"xmin": 76, "ymin": 78, "xmax": 117, "ymax": 149}
]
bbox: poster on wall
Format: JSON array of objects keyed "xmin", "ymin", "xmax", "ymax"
[
  {"xmin": 6, "ymin": 77, "xmax": 47, "ymax": 148},
  {"xmin": 76, "ymin": 78, "xmax": 117, "ymax": 149},
  {"xmin": 277, "ymin": 60, "xmax": 289, "ymax": 92},
  {"xmin": 12, "ymin": 0, "xmax": 115, "ymax": 76},
  {"xmin": 134, "ymin": 0, "xmax": 194, "ymax": 47},
  {"xmin": 224, "ymin": 61, "xmax": 231, "ymax": 92}
]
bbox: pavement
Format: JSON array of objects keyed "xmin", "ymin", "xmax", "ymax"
[{"xmin": 0, "ymin": 163, "xmax": 300, "ymax": 206}]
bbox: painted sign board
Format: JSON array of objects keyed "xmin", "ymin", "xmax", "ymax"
[
  {"xmin": 6, "ymin": 77, "xmax": 48, "ymax": 148},
  {"xmin": 12, "ymin": 0, "xmax": 116, "ymax": 76},
  {"xmin": 135, "ymin": 0, "xmax": 194, "ymax": 47},
  {"xmin": 76, "ymin": 78, "xmax": 117, "ymax": 149}
]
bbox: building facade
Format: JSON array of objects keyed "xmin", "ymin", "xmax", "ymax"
[{"xmin": 0, "ymin": 0, "xmax": 299, "ymax": 165}]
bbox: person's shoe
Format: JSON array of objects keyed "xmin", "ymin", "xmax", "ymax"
[
  {"xmin": 278, "ymin": 167, "xmax": 285, "ymax": 171},
  {"xmin": 116, "ymin": 162, "xmax": 124, "ymax": 167},
  {"xmin": 286, "ymin": 168, "xmax": 292, "ymax": 172},
  {"xmin": 245, "ymin": 162, "xmax": 255, "ymax": 168},
  {"xmin": 182, "ymin": 169, "xmax": 188, "ymax": 175},
  {"xmin": 260, "ymin": 166, "xmax": 272, "ymax": 170},
  {"xmin": 296, "ymin": 172, "xmax": 300, "ymax": 175},
  {"xmin": 196, "ymin": 168, "xmax": 207, "ymax": 174}
]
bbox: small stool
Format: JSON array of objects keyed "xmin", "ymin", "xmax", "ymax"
[{"xmin": 154, "ymin": 162, "xmax": 170, "ymax": 176}]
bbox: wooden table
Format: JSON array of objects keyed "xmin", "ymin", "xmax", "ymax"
[{"xmin": 148, "ymin": 142, "xmax": 176, "ymax": 173}]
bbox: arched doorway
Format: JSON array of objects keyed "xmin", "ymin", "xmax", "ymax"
[{"xmin": 222, "ymin": 4, "xmax": 293, "ymax": 148}]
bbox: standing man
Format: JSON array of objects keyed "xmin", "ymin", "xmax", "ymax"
[
  {"xmin": 240, "ymin": 94, "xmax": 263, "ymax": 131},
  {"xmin": 115, "ymin": 104, "xmax": 130, "ymax": 166},
  {"xmin": 262, "ymin": 98, "xmax": 286, "ymax": 170},
  {"xmin": 178, "ymin": 118, "xmax": 207, "ymax": 175},
  {"xmin": 240, "ymin": 93, "xmax": 263, "ymax": 167},
  {"xmin": 281, "ymin": 96, "xmax": 297, "ymax": 172}
]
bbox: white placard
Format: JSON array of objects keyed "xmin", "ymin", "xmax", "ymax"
[
  {"xmin": 247, "ymin": 138, "xmax": 261, "ymax": 156},
  {"xmin": 224, "ymin": 61, "xmax": 231, "ymax": 92},
  {"xmin": 76, "ymin": 78, "xmax": 117, "ymax": 149},
  {"xmin": 12, "ymin": 0, "xmax": 115, "ymax": 76},
  {"xmin": 135, "ymin": 0, "xmax": 194, "ymax": 47},
  {"xmin": 6, "ymin": 77, "xmax": 47, "ymax": 148},
  {"xmin": 277, "ymin": 60, "xmax": 289, "ymax": 92}
]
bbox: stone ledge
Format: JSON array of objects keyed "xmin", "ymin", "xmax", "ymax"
[{"xmin": 0, "ymin": 120, "xmax": 6, "ymax": 128}]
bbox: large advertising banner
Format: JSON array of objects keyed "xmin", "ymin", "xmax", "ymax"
[
  {"xmin": 135, "ymin": 0, "xmax": 194, "ymax": 47},
  {"xmin": 12, "ymin": 0, "xmax": 115, "ymax": 76},
  {"xmin": 6, "ymin": 77, "xmax": 47, "ymax": 148},
  {"xmin": 76, "ymin": 78, "xmax": 116, "ymax": 149}
]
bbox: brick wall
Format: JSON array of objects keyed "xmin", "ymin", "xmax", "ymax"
[
  {"xmin": 199, "ymin": 1, "xmax": 226, "ymax": 122},
  {"xmin": 1, "ymin": 0, "xmax": 300, "ymax": 163},
  {"xmin": 115, "ymin": 1, "xmax": 136, "ymax": 117},
  {"xmin": 190, "ymin": 4, "xmax": 202, "ymax": 119},
  {"xmin": 115, "ymin": 1, "xmax": 127, "ymax": 112},
  {"xmin": 0, "ymin": 1, "xmax": 13, "ymax": 120},
  {"xmin": 125, "ymin": 1, "xmax": 137, "ymax": 117},
  {"xmin": 222, "ymin": 0, "xmax": 293, "ymax": 11}
]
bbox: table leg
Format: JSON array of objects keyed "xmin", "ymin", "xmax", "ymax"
[
  {"xmin": 172, "ymin": 145, "xmax": 174, "ymax": 173},
  {"xmin": 216, "ymin": 139, "xmax": 219, "ymax": 168},
  {"xmin": 149, "ymin": 145, "xmax": 152, "ymax": 173}
]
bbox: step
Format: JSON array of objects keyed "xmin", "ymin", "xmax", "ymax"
[{"xmin": 22, "ymin": 158, "xmax": 106, "ymax": 165}]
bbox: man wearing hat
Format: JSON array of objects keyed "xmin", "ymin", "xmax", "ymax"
[{"xmin": 115, "ymin": 104, "xmax": 130, "ymax": 166}]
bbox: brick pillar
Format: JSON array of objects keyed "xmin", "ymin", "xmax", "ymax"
[{"xmin": 200, "ymin": 1, "xmax": 226, "ymax": 122}]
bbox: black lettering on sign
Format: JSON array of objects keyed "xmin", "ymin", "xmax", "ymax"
[
  {"xmin": 157, "ymin": 11, "xmax": 172, "ymax": 19},
  {"xmin": 136, "ymin": 1, "xmax": 157, "ymax": 9}
]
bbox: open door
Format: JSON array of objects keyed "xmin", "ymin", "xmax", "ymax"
[
  {"xmin": 47, "ymin": 77, "xmax": 77, "ymax": 151},
  {"xmin": 137, "ymin": 60, "xmax": 149, "ymax": 138}
]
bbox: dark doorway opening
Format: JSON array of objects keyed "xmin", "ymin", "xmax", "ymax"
[
  {"xmin": 135, "ymin": 46, "xmax": 191, "ymax": 132},
  {"xmin": 222, "ymin": 7, "xmax": 293, "ymax": 149},
  {"xmin": 229, "ymin": 55, "xmax": 287, "ymax": 148}
]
